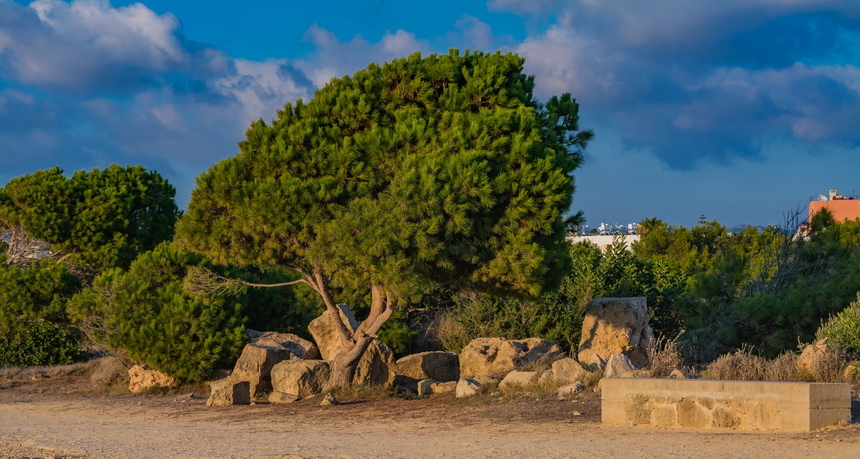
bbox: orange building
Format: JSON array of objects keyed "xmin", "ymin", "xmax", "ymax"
[{"xmin": 809, "ymin": 189, "xmax": 860, "ymax": 222}]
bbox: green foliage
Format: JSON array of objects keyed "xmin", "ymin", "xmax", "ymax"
[
  {"xmin": 635, "ymin": 217, "xmax": 860, "ymax": 361},
  {"xmin": 0, "ymin": 165, "xmax": 179, "ymax": 273},
  {"xmin": 177, "ymin": 50, "xmax": 592, "ymax": 320},
  {"xmin": 0, "ymin": 259, "xmax": 81, "ymax": 334},
  {"xmin": 0, "ymin": 260, "xmax": 82, "ymax": 366},
  {"xmin": 818, "ymin": 292, "xmax": 860, "ymax": 353},
  {"xmin": 0, "ymin": 321, "xmax": 82, "ymax": 367},
  {"xmin": 68, "ymin": 243, "xmax": 247, "ymax": 381},
  {"xmin": 437, "ymin": 239, "xmax": 687, "ymax": 353}
]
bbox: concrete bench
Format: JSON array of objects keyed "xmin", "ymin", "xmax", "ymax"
[{"xmin": 601, "ymin": 378, "xmax": 851, "ymax": 431}]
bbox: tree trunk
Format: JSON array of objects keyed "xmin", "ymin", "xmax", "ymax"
[
  {"xmin": 322, "ymin": 284, "xmax": 394, "ymax": 391},
  {"xmin": 325, "ymin": 334, "xmax": 375, "ymax": 390}
]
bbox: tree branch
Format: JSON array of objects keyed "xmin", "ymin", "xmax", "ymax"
[{"xmin": 184, "ymin": 266, "xmax": 310, "ymax": 296}]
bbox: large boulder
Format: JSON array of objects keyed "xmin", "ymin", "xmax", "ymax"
[
  {"xmin": 127, "ymin": 365, "xmax": 175, "ymax": 393},
  {"xmin": 248, "ymin": 330, "xmax": 321, "ymax": 360},
  {"xmin": 270, "ymin": 360, "xmax": 331, "ymax": 398},
  {"xmin": 307, "ymin": 304, "xmax": 360, "ymax": 360},
  {"xmin": 459, "ymin": 337, "xmax": 564, "ymax": 378},
  {"xmin": 577, "ymin": 297, "xmax": 654, "ymax": 369},
  {"xmin": 353, "ymin": 340, "xmax": 397, "ymax": 386},
  {"xmin": 206, "ymin": 380, "xmax": 251, "ymax": 406},
  {"xmin": 395, "ymin": 351, "xmax": 459, "ymax": 386},
  {"xmin": 230, "ymin": 343, "xmax": 291, "ymax": 398}
]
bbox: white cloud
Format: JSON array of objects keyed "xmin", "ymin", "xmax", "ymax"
[
  {"xmin": 2, "ymin": 0, "xmax": 195, "ymax": 92},
  {"xmin": 298, "ymin": 23, "xmax": 431, "ymax": 87},
  {"xmin": 214, "ymin": 58, "xmax": 315, "ymax": 126}
]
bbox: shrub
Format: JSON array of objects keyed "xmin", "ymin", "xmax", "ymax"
[
  {"xmin": 68, "ymin": 243, "xmax": 247, "ymax": 381},
  {"xmin": 0, "ymin": 321, "xmax": 82, "ymax": 367},
  {"xmin": 0, "ymin": 260, "xmax": 83, "ymax": 366},
  {"xmin": 817, "ymin": 292, "xmax": 860, "ymax": 354},
  {"xmin": 700, "ymin": 348, "xmax": 768, "ymax": 381}
]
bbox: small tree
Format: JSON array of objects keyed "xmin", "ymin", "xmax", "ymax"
[
  {"xmin": 177, "ymin": 50, "xmax": 592, "ymax": 388},
  {"xmin": 68, "ymin": 243, "xmax": 248, "ymax": 381},
  {"xmin": 0, "ymin": 165, "xmax": 179, "ymax": 274}
]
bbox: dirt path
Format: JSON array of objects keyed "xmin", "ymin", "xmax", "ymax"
[{"xmin": 1, "ymin": 364, "xmax": 859, "ymax": 459}]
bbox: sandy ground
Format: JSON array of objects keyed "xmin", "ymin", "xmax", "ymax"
[{"xmin": 1, "ymin": 363, "xmax": 859, "ymax": 459}]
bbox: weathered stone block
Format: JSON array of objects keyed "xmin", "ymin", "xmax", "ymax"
[
  {"xmin": 396, "ymin": 351, "xmax": 459, "ymax": 384},
  {"xmin": 207, "ymin": 380, "xmax": 251, "ymax": 406},
  {"xmin": 248, "ymin": 330, "xmax": 321, "ymax": 360},
  {"xmin": 128, "ymin": 365, "xmax": 175, "ymax": 393},
  {"xmin": 459, "ymin": 337, "xmax": 562, "ymax": 378},
  {"xmin": 456, "ymin": 378, "xmax": 481, "ymax": 398},
  {"xmin": 270, "ymin": 360, "xmax": 331, "ymax": 398},
  {"xmin": 577, "ymin": 297, "xmax": 654, "ymax": 369},
  {"xmin": 601, "ymin": 379, "xmax": 851, "ymax": 431},
  {"xmin": 499, "ymin": 370, "xmax": 537, "ymax": 389},
  {"xmin": 268, "ymin": 391, "xmax": 301, "ymax": 404},
  {"xmin": 231, "ymin": 343, "xmax": 291, "ymax": 397}
]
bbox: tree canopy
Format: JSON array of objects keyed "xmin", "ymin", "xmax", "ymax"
[
  {"xmin": 0, "ymin": 165, "xmax": 179, "ymax": 273},
  {"xmin": 177, "ymin": 50, "xmax": 592, "ymax": 386}
]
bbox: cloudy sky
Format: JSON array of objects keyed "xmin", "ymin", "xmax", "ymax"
[{"xmin": 1, "ymin": 0, "xmax": 858, "ymax": 228}]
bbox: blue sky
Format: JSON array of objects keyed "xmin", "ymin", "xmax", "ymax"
[{"xmin": 1, "ymin": 0, "xmax": 858, "ymax": 228}]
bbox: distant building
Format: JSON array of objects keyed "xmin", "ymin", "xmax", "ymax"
[
  {"xmin": 567, "ymin": 234, "xmax": 641, "ymax": 252},
  {"xmin": 809, "ymin": 189, "xmax": 860, "ymax": 223},
  {"xmin": 568, "ymin": 221, "xmax": 640, "ymax": 252}
]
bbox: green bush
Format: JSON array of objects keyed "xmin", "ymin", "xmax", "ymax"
[
  {"xmin": 68, "ymin": 242, "xmax": 316, "ymax": 381},
  {"xmin": 0, "ymin": 321, "xmax": 82, "ymax": 367},
  {"xmin": 0, "ymin": 259, "xmax": 81, "ymax": 334},
  {"xmin": 818, "ymin": 292, "xmax": 860, "ymax": 353},
  {"xmin": 0, "ymin": 260, "xmax": 84, "ymax": 366},
  {"xmin": 68, "ymin": 243, "xmax": 246, "ymax": 381},
  {"xmin": 434, "ymin": 239, "xmax": 688, "ymax": 354}
]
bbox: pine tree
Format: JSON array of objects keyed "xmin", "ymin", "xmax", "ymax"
[{"xmin": 177, "ymin": 50, "xmax": 593, "ymax": 387}]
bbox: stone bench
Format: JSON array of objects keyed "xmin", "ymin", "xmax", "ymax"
[{"xmin": 601, "ymin": 378, "xmax": 851, "ymax": 431}]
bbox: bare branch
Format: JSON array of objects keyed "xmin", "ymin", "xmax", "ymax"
[
  {"xmin": 0, "ymin": 225, "xmax": 53, "ymax": 265},
  {"xmin": 183, "ymin": 265, "xmax": 309, "ymax": 297}
]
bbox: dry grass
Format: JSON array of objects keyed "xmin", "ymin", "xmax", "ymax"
[
  {"xmin": 645, "ymin": 334, "xmax": 683, "ymax": 378},
  {"xmin": 701, "ymin": 346, "xmax": 855, "ymax": 382},
  {"xmin": 700, "ymin": 348, "xmax": 768, "ymax": 381}
]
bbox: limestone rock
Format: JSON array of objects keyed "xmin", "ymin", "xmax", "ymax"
[
  {"xmin": 307, "ymin": 304, "xmax": 360, "ymax": 360},
  {"xmin": 417, "ymin": 379, "xmax": 436, "ymax": 396},
  {"xmin": 268, "ymin": 391, "xmax": 301, "ymax": 404},
  {"xmin": 270, "ymin": 360, "xmax": 331, "ymax": 398},
  {"xmin": 395, "ymin": 351, "xmax": 459, "ymax": 386},
  {"xmin": 248, "ymin": 330, "xmax": 321, "ymax": 360},
  {"xmin": 418, "ymin": 380, "xmax": 457, "ymax": 396},
  {"xmin": 499, "ymin": 370, "xmax": 537, "ymax": 389},
  {"xmin": 613, "ymin": 369, "xmax": 653, "ymax": 379},
  {"xmin": 231, "ymin": 343, "xmax": 291, "ymax": 397},
  {"xmin": 669, "ymin": 369, "xmax": 688, "ymax": 379},
  {"xmin": 456, "ymin": 378, "xmax": 482, "ymax": 398},
  {"xmin": 604, "ymin": 354, "xmax": 637, "ymax": 379},
  {"xmin": 354, "ymin": 340, "xmax": 397, "ymax": 387},
  {"xmin": 556, "ymin": 382, "xmax": 586, "ymax": 398},
  {"xmin": 577, "ymin": 297, "xmax": 654, "ymax": 369},
  {"xmin": 320, "ymin": 393, "xmax": 340, "ymax": 406},
  {"xmin": 797, "ymin": 341, "xmax": 834, "ymax": 376},
  {"xmin": 127, "ymin": 365, "xmax": 176, "ymax": 393},
  {"xmin": 459, "ymin": 337, "xmax": 564, "ymax": 378},
  {"xmin": 550, "ymin": 358, "xmax": 589, "ymax": 385},
  {"xmin": 206, "ymin": 379, "xmax": 251, "ymax": 406}
]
